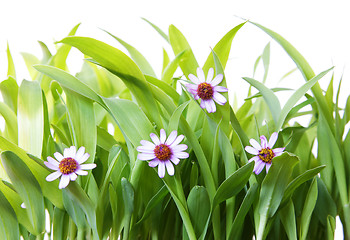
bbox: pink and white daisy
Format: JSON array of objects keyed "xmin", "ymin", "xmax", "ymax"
[
  {"xmin": 186, "ymin": 67, "xmax": 228, "ymax": 113},
  {"xmin": 44, "ymin": 146, "xmax": 96, "ymax": 189},
  {"xmin": 245, "ymin": 132, "xmax": 285, "ymax": 175},
  {"xmin": 137, "ymin": 129, "xmax": 189, "ymax": 178}
]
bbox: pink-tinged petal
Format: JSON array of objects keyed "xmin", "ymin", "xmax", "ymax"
[
  {"xmin": 77, "ymin": 153, "xmax": 90, "ymax": 164},
  {"xmin": 170, "ymin": 134, "xmax": 184, "ymax": 147},
  {"xmin": 245, "ymin": 146, "xmax": 259, "ymax": 155},
  {"xmin": 80, "ymin": 163, "xmax": 96, "ymax": 170},
  {"xmin": 75, "ymin": 170, "xmax": 88, "ymax": 176},
  {"xmin": 188, "ymin": 74, "xmax": 200, "ymax": 84},
  {"xmin": 160, "ymin": 129, "xmax": 167, "ymax": 143},
  {"xmin": 265, "ymin": 163, "xmax": 272, "ymax": 173},
  {"xmin": 54, "ymin": 152, "xmax": 64, "ymax": 161},
  {"xmin": 174, "ymin": 151, "xmax": 189, "ymax": 159},
  {"xmin": 260, "ymin": 135, "xmax": 268, "ymax": 148},
  {"xmin": 47, "ymin": 156, "xmax": 59, "ymax": 166},
  {"xmin": 46, "ymin": 171, "xmax": 62, "ymax": 181},
  {"xmin": 172, "ymin": 144, "xmax": 188, "ymax": 152},
  {"xmin": 44, "ymin": 161, "xmax": 59, "ymax": 171},
  {"xmin": 136, "ymin": 145, "xmax": 155, "ymax": 153},
  {"xmin": 206, "ymin": 68, "xmax": 214, "ymax": 83},
  {"xmin": 158, "ymin": 162, "xmax": 166, "ymax": 178},
  {"xmin": 248, "ymin": 156, "xmax": 260, "ymax": 163},
  {"xmin": 149, "ymin": 159, "xmax": 160, "ymax": 167},
  {"xmin": 196, "ymin": 67, "xmax": 205, "ymax": 82},
  {"xmin": 76, "ymin": 146, "xmax": 85, "ymax": 160},
  {"xmin": 59, "ymin": 175, "xmax": 70, "ymax": 189},
  {"xmin": 254, "ymin": 160, "xmax": 266, "ymax": 175},
  {"xmin": 210, "ymin": 74, "xmax": 223, "ymax": 86},
  {"xmin": 200, "ymin": 100, "xmax": 206, "ymax": 109},
  {"xmin": 64, "ymin": 146, "xmax": 76, "ymax": 158},
  {"xmin": 170, "ymin": 156, "xmax": 180, "ymax": 165},
  {"xmin": 249, "ymin": 138, "xmax": 261, "ymax": 150},
  {"xmin": 212, "ymin": 92, "xmax": 227, "ymax": 105},
  {"xmin": 165, "ymin": 130, "xmax": 178, "ymax": 145},
  {"xmin": 205, "ymin": 100, "xmax": 216, "ymax": 113},
  {"xmin": 194, "ymin": 95, "xmax": 200, "ymax": 100},
  {"xmin": 69, "ymin": 173, "xmax": 77, "ymax": 181},
  {"xmin": 150, "ymin": 133, "xmax": 160, "ymax": 145},
  {"xmin": 213, "ymin": 85, "xmax": 228, "ymax": 92},
  {"xmin": 140, "ymin": 140, "xmax": 155, "ymax": 148},
  {"xmin": 268, "ymin": 132, "xmax": 278, "ymax": 148},
  {"xmin": 273, "ymin": 148, "xmax": 285, "ymax": 157},
  {"xmin": 138, "ymin": 153, "xmax": 155, "ymax": 161},
  {"xmin": 165, "ymin": 161, "xmax": 175, "ymax": 176}
]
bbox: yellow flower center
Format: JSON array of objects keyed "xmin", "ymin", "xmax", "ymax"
[
  {"xmin": 154, "ymin": 144, "xmax": 172, "ymax": 161},
  {"xmin": 59, "ymin": 157, "xmax": 78, "ymax": 174},
  {"xmin": 258, "ymin": 148, "xmax": 275, "ymax": 163},
  {"xmin": 197, "ymin": 82, "xmax": 214, "ymax": 100}
]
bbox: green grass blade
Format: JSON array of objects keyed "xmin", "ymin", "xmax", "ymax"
[
  {"xmin": 6, "ymin": 43, "xmax": 16, "ymax": 78},
  {"xmin": 0, "ymin": 102, "xmax": 17, "ymax": 144},
  {"xmin": 142, "ymin": 18, "xmax": 170, "ymax": 43},
  {"xmin": 0, "ymin": 190, "xmax": 20, "ymax": 240},
  {"xmin": 161, "ymin": 50, "xmax": 187, "ymax": 84},
  {"xmin": 279, "ymin": 200, "xmax": 297, "ymax": 240},
  {"xmin": 20, "ymin": 52, "xmax": 40, "ymax": 80}
]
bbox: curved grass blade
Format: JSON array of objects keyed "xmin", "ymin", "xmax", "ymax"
[
  {"xmin": 0, "ymin": 102, "xmax": 17, "ymax": 144},
  {"xmin": 6, "ymin": 43, "xmax": 16, "ymax": 78},
  {"xmin": 161, "ymin": 50, "xmax": 186, "ymax": 84},
  {"xmin": 0, "ymin": 77, "xmax": 18, "ymax": 114},
  {"xmin": 142, "ymin": 18, "xmax": 169, "ymax": 43}
]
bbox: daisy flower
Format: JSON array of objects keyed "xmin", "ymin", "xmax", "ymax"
[
  {"xmin": 44, "ymin": 146, "xmax": 96, "ymax": 189},
  {"xmin": 137, "ymin": 129, "xmax": 189, "ymax": 178},
  {"xmin": 245, "ymin": 132, "xmax": 285, "ymax": 175},
  {"xmin": 186, "ymin": 67, "xmax": 228, "ymax": 113}
]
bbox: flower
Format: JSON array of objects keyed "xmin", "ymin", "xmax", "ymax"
[
  {"xmin": 137, "ymin": 129, "xmax": 189, "ymax": 178},
  {"xmin": 44, "ymin": 146, "xmax": 96, "ymax": 189},
  {"xmin": 245, "ymin": 132, "xmax": 285, "ymax": 175},
  {"xmin": 186, "ymin": 67, "xmax": 228, "ymax": 113}
]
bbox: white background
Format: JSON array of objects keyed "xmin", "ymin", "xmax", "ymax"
[{"xmin": 0, "ymin": 0, "xmax": 348, "ymax": 237}]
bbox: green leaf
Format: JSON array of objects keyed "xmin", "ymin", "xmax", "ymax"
[
  {"xmin": 142, "ymin": 18, "xmax": 169, "ymax": 43},
  {"xmin": 300, "ymin": 178, "xmax": 318, "ymax": 240},
  {"xmin": 0, "ymin": 102, "xmax": 17, "ymax": 144},
  {"xmin": 1, "ymin": 151, "xmax": 45, "ymax": 235},
  {"xmin": 212, "ymin": 161, "xmax": 254, "ymax": 208},
  {"xmin": 167, "ymin": 101, "xmax": 190, "ymax": 133},
  {"xmin": 18, "ymin": 80, "xmax": 43, "ymax": 157},
  {"xmin": 161, "ymin": 50, "xmax": 187, "ymax": 84},
  {"xmin": 242, "ymin": 77, "xmax": 281, "ymax": 124},
  {"xmin": 244, "ymin": 88, "xmax": 292, "ymax": 101},
  {"xmin": 186, "ymin": 186, "xmax": 210, "ymax": 238},
  {"xmin": 21, "ymin": 52, "xmax": 40, "ymax": 80},
  {"xmin": 0, "ymin": 77, "xmax": 18, "ymax": 115},
  {"xmin": 169, "ymin": 25, "xmax": 199, "ymax": 77},
  {"xmin": 326, "ymin": 215, "xmax": 336, "ymax": 240},
  {"xmin": 262, "ymin": 42, "xmax": 270, "ymax": 83},
  {"xmin": 314, "ymin": 177, "xmax": 337, "ymax": 225},
  {"xmin": 279, "ymin": 200, "xmax": 297, "ymax": 240},
  {"xmin": 255, "ymin": 152, "xmax": 299, "ymax": 240},
  {"xmin": 121, "ymin": 178, "xmax": 134, "ymax": 240},
  {"xmin": 104, "ymin": 30, "xmax": 156, "ymax": 77},
  {"xmin": 52, "ymin": 207, "xmax": 68, "ymax": 240},
  {"xmin": 0, "ymin": 190, "xmax": 20, "ymax": 240},
  {"xmin": 6, "ymin": 43, "xmax": 16, "ymax": 78}
]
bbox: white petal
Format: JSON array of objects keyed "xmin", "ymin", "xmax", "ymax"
[
  {"xmin": 69, "ymin": 173, "xmax": 77, "ymax": 181},
  {"xmin": 265, "ymin": 163, "xmax": 272, "ymax": 173},
  {"xmin": 206, "ymin": 68, "xmax": 214, "ymax": 83},
  {"xmin": 210, "ymin": 74, "xmax": 223, "ymax": 86},
  {"xmin": 245, "ymin": 146, "xmax": 259, "ymax": 155},
  {"xmin": 165, "ymin": 130, "xmax": 178, "ymax": 145},
  {"xmin": 64, "ymin": 146, "xmax": 76, "ymax": 158},
  {"xmin": 170, "ymin": 134, "xmax": 184, "ymax": 147},
  {"xmin": 75, "ymin": 170, "xmax": 88, "ymax": 176},
  {"xmin": 268, "ymin": 132, "xmax": 278, "ymax": 148},
  {"xmin": 136, "ymin": 145, "xmax": 155, "ymax": 153},
  {"xmin": 213, "ymin": 85, "xmax": 228, "ymax": 92},
  {"xmin": 158, "ymin": 162, "xmax": 166, "ymax": 178},
  {"xmin": 54, "ymin": 152, "xmax": 64, "ymax": 161},
  {"xmin": 47, "ymin": 156, "xmax": 59, "ymax": 166},
  {"xmin": 174, "ymin": 151, "xmax": 189, "ymax": 159},
  {"xmin": 44, "ymin": 161, "xmax": 59, "ymax": 171},
  {"xmin": 248, "ymin": 156, "xmax": 260, "ymax": 162},
  {"xmin": 149, "ymin": 159, "xmax": 160, "ymax": 167},
  {"xmin": 249, "ymin": 138, "xmax": 261, "ymax": 150},
  {"xmin": 273, "ymin": 148, "xmax": 285, "ymax": 156},
  {"xmin": 172, "ymin": 144, "xmax": 188, "ymax": 152},
  {"xmin": 196, "ymin": 67, "xmax": 205, "ymax": 83},
  {"xmin": 170, "ymin": 156, "xmax": 180, "ymax": 165},
  {"xmin": 188, "ymin": 74, "xmax": 200, "ymax": 84},
  {"xmin": 165, "ymin": 161, "xmax": 175, "ymax": 176},
  {"xmin": 76, "ymin": 146, "xmax": 85, "ymax": 160},
  {"xmin": 150, "ymin": 133, "xmax": 160, "ymax": 145},
  {"xmin": 159, "ymin": 129, "xmax": 167, "ymax": 143},
  {"xmin": 140, "ymin": 140, "xmax": 155, "ymax": 147},
  {"xmin": 46, "ymin": 171, "xmax": 62, "ymax": 181},
  {"xmin": 80, "ymin": 163, "xmax": 96, "ymax": 170},
  {"xmin": 212, "ymin": 92, "xmax": 227, "ymax": 105},
  {"xmin": 77, "ymin": 153, "xmax": 90, "ymax": 164},
  {"xmin": 138, "ymin": 152, "xmax": 155, "ymax": 161},
  {"xmin": 59, "ymin": 175, "xmax": 70, "ymax": 189},
  {"xmin": 200, "ymin": 100, "xmax": 206, "ymax": 109},
  {"xmin": 260, "ymin": 135, "xmax": 268, "ymax": 148},
  {"xmin": 205, "ymin": 100, "xmax": 216, "ymax": 113},
  {"xmin": 254, "ymin": 160, "xmax": 266, "ymax": 175}
]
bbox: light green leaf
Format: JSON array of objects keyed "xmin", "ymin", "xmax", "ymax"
[
  {"xmin": 279, "ymin": 200, "xmax": 297, "ymax": 240},
  {"xmin": 6, "ymin": 43, "xmax": 16, "ymax": 78},
  {"xmin": 0, "ymin": 190, "xmax": 20, "ymax": 240},
  {"xmin": 21, "ymin": 52, "xmax": 40, "ymax": 80},
  {"xmin": 161, "ymin": 50, "xmax": 187, "ymax": 84},
  {"xmin": 142, "ymin": 18, "xmax": 169, "ymax": 43},
  {"xmin": 0, "ymin": 102, "xmax": 17, "ymax": 144},
  {"xmin": 0, "ymin": 77, "xmax": 18, "ymax": 114}
]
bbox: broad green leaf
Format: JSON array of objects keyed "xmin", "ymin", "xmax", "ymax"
[
  {"xmin": 300, "ymin": 178, "xmax": 318, "ymax": 240},
  {"xmin": 169, "ymin": 25, "xmax": 199, "ymax": 77},
  {"xmin": 255, "ymin": 152, "xmax": 299, "ymax": 240},
  {"xmin": 145, "ymin": 75, "xmax": 180, "ymax": 103},
  {"xmin": 276, "ymin": 67, "xmax": 333, "ymax": 130},
  {"xmin": 162, "ymin": 50, "xmax": 186, "ymax": 84},
  {"xmin": 38, "ymin": 41, "xmax": 52, "ymax": 63},
  {"xmin": 62, "ymin": 190, "xmax": 86, "ymax": 229},
  {"xmin": 52, "ymin": 207, "xmax": 68, "ymax": 240},
  {"xmin": 0, "ymin": 102, "xmax": 17, "ymax": 144},
  {"xmin": 104, "ymin": 30, "xmax": 156, "ymax": 77},
  {"xmin": 142, "ymin": 18, "xmax": 170, "ymax": 43},
  {"xmin": 279, "ymin": 200, "xmax": 297, "ymax": 240},
  {"xmin": 18, "ymin": 80, "xmax": 43, "ymax": 157},
  {"xmin": 228, "ymin": 183, "xmax": 259, "ymax": 240},
  {"xmin": 243, "ymin": 77, "xmax": 281, "ymax": 124},
  {"xmin": 314, "ymin": 177, "xmax": 337, "ymax": 225},
  {"xmin": 0, "ymin": 77, "xmax": 18, "ymax": 114},
  {"xmin": 203, "ymin": 22, "xmax": 245, "ymax": 72},
  {"xmin": 1, "ymin": 151, "xmax": 45, "ymax": 235},
  {"xmin": 212, "ymin": 161, "xmax": 254, "ymax": 208},
  {"xmin": 59, "ymin": 36, "xmax": 163, "ymax": 129},
  {"xmin": 21, "ymin": 52, "xmax": 40, "ymax": 80},
  {"xmin": 97, "ymin": 126, "xmax": 118, "ymax": 151},
  {"xmin": 0, "ymin": 190, "xmax": 20, "ymax": 240},
  {"xmin": 186, "ymin": 186, "xmax": 210, "ymax": 238},
  {"xmin": 6, "ymin": 43, "xmax": 16, "ymax": 78}
]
